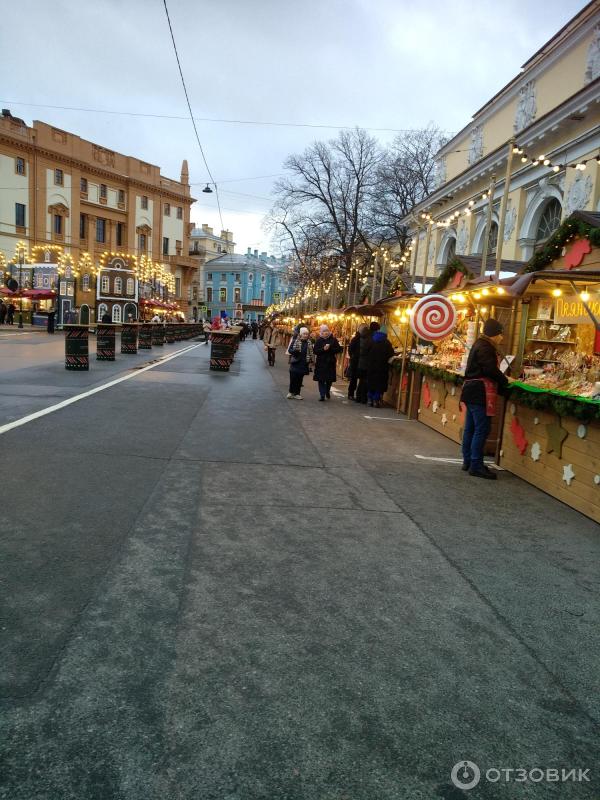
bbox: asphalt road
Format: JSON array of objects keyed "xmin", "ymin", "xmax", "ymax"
[{"xmin": 0, "ymin": 330, "xmax": 598, "ymax": 799}]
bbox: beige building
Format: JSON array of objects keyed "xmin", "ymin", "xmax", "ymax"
[
  {"xmin": 406, "ymin": 2, "xmax": 600, "ymax": 279},
  {"xmin": 0, "ymin": 110, "xmax": 197, "ymax": 320}
]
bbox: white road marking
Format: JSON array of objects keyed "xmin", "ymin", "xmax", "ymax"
[
  {"xmin": 415, "ymin": 454, "xmax": 504, "ymax": 470},
  {"xmin": 363, "ymin": 415, "xmax": 413, "ymax": 421},
  {"xmin": 0, "ymin": 342, "xmax": 203, "ymax": 437},
  {"xmin": 0, "ymin": 332, "xmax": 31, "ymax": 338}
]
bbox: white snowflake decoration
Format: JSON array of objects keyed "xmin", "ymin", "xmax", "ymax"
[
  {"xmin": 441, "ymin": 413, "xmax": 448, "ymax": 427},
  {"xmin": 562, "ymin": 464, "xmax": 575, "ymax": 487},
  {"xmin": 531, "ymin": 442, "xmax": 541, "ymax": 462}
]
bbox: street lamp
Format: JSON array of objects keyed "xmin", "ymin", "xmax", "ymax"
[{"xmin": 18, "ymin": 247, "xmax": 24, "ymax": 328}]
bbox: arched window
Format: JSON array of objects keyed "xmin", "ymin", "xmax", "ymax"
[
  {"xmin": 112, "ymin": 304, "xmax": 122, "ymax": 322},
  {"xmin": 486, "ymin": 222, "xmax": 499, "ymax": 255},
  {"xmin": 98, "ymin": 303, "xmax": 108, "ymax": 319},
  {"xmin": 536, "ymin": 199, "xmax": 562, "ymax": 243},
  {"xmin": 101, "ymin": 275, "xmax": 109, "ymax": 293},
  {"xmin": 126, "ymin": 278, "xmax": 134, "ymax": 295},
  {"xmin": 82, "ymin": 274, "xmax": 90, "ymax": 291},
  {"xmin": 114, "ymin": 277, "xmax": 123, "ymax": 295}
]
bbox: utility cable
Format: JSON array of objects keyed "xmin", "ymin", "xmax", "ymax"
[{"xmin": 161, "ymin": 0, "xmax": 225, "ymax": 231}]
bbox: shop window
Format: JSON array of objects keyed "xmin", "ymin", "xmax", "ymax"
[
  {"xmin": 141, "ymin": 195, "xmax": 148, "ymax": 210},
  {"xmin": 82, "ymin": 274, "xmax": 90, "ymax": 291},
  {"xmin": 54, "ymin": 169, "xmax": 63, "ymax": 185},
  {"xmin": 219, "ymin": 287, "xmax": 226, "ymax": 302},
  {"xmin": 101, "ymin": 275, "xmax": 110, "ymax": 293},
  {"xmin": 127, "ymin": 278, "xmax": 134, "ymax": 295},
  {"xmin": 536, "ymin": 199, "xmax": 562, "ymax": 244},
  {"xmin": 15, "ymin": 157, "xmax": 26, "ymax": 175},
  {"xmin": 15, "ymin": 203, "xmax": 26, "ymax": 230},
  {"xmin": 177, "ymin": 206, "xmax": 183, "ymax": 219},
  {"xmin": 114, "ymin": 277, "xmax": 123, "ymax": 295}
]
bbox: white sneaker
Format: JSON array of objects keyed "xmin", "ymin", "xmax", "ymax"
[
  {"xmin": 293, "ymin": 394, "xmax": 303, "ymax": 400},
  {"xmin": 286, "ymin": 392, "xmax": 294, "ymax": 399}
]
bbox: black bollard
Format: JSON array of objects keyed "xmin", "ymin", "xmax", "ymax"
[
  {"xmin": 138, "ymin": 324, "xmax": 153, "ymax": 350},
  {"xmin": 121, "ymin": 323, "xmax": 138, "ymax": 354},
  {"xmin": 96, "ymin": 323, "xmax": 116, "ymax": 361},
  {"xmin": 65, "ymin": 325, "xmax": 89, "ymax": 370}
]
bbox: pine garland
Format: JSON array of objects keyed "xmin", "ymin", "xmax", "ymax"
[
  {"xmin": 408, "ymin": 362, "xmax": 464, "ymax": 385},
  {"xmin": 429, "ymin": 258, "xmax": 473, "ymax": 294},
  {"xmin": 525, "ymin": 215, "xmax": 600, "ymax": 273},
  {"xmin": 510, "ymin": 385, "xmax": 600, "ymax": 422}
]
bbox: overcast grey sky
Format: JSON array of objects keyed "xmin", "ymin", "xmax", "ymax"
[{"xmin": 0, "ymin": 0, "xmax": 587, "ymax": 252}]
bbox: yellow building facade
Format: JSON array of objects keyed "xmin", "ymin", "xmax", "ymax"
[{"xmin": 407, "ymin": 2, "xmax": 600, "ymax": 279}]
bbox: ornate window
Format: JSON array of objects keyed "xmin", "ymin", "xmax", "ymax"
[
  {"xmin": 535, "ymin": 199, "xmax": 562, "ymax": 243},
  {"xmin": 219, "ymin": 287, "xmax": 227, "ymax": 302},
  {"xmin": 112, "ymin": 304, "xmax": 122, "ymax": 323},
  {"xmin": 114, "ymin": 277, "xmax": 123, "ymax": 295},
  {"xmin": 127, "ymin": 278, "xmax": 134, "ymax": 295},
  {"xmin": 98, "ymin": 303, "xmax": 108, "ymax": 319},
  {"xmin": 101, "ymin": 275, "xmax": 110, "ymax": 293},
  {"xmin": 82, "ymin": 274, "xmax": 90, "ymax": 291},
  {"xmin": 487, "ymin": 222, "xmax": 498, "ymax": 255}
]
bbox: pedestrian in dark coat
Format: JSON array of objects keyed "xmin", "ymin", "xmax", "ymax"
[
  {"xmin": 313, "ymin": 324, "xmax": 342, "ymax": 400},
  {"xmin": 366, "ymin": 329, "xmax": 394, "ymax": 406},
  {"xmin": 0, "ymin": 301, "xmax": 6, "ymax": 324},
  {"xmin": 286, "ymin": 327, "xmax": 314, "ymax": 399},
  {"xmin": 346, "ymin": 325, "xmax": 365, "ymax": 400},
  {"xmin": 6, "ymin": 303, "xmax": 15, "ymax": 325},
  {"xmin": 460, "ymin": 318, "xmax": 509, "ymax": 480},
  {"xmin": 356, "ymin": 322, "xmax": 378, "ymax": 403},
  {"xmin": 251, "ymin": 321, "xmax": 258, "ymax": 339}
]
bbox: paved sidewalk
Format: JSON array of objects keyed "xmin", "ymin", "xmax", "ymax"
[{"xmin": 0, "ymin": 337, "xmax": 598, "ymax": 800}]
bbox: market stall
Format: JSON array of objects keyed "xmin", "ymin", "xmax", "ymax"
[{"xmin": 500, "ymin": 211, "xmax": 600, "ymax": 522}]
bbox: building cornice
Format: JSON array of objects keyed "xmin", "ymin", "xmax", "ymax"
[
  {"xmin": 0, "ymin": 132, "xmax": 196, "ymax": 205},
  {"xmin": 438, "ymin": 12, "xmax": 600, "ymax": 158},
  {"xmin": 407, "ymin": 79, "xmax": 600, "ymax": 223}
]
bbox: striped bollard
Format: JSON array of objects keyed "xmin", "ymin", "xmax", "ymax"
[
  {"xmin": 139, "ymin": 324, "xmax": 153, "ymax": 350},
  {"xmin": 165, "ymin": 323, "xmax": 175, "ymax": 344},
  {"xmin": 121, "ymin": 323, "xmax": 138, "ymax": 354},
  {"xmin": 65, "ymin": 325, "xmax": 89, "ymax": 371},
  {"xmin": 96, "ymin": 324, "xmax": 116, "ymax": 361},
  {"xmin": 151, "ymin": 324, "xmax": 164, "ymax": 346}
]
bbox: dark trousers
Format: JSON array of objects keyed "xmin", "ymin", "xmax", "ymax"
[
  {"xmin": 318, "ymin": 380, "xmax": 332, "ymax": 398},
  {"xmin": 347, "ymin": 374, "xmax": 358, "ymax": 398},
  {"xmin": 356, "ymin": 369, "xmax": 368, "ymax": 403},
  {"xmin": 267, "ymin": 347, "xmax": 276, "ymax": 365},
  {"xmin": 462, "ymin": 402, "xmax": 491, "ymax": 471},
  {"xmin": 289, "ymin": 372, "xmax": 304, "ymax": 395}
]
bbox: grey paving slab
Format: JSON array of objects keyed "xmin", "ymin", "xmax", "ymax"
[{"xmin": 0, "ymin": 336, "xmax": 598, "ymax": 800}]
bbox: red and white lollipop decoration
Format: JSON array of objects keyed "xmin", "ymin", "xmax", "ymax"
[{"xmin": 410, "ymin": 294, "xmax": 457, "ymax": 341}]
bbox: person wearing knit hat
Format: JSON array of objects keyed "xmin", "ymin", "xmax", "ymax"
[
  {"xmin": 459, "ymin": 318, "xmax": 509, "ymax": 480},
  {"xmin": 286, "ymin": 326, "xmax": 314, "ymax": 399},
  {"xmin": 313, "ymin": 324, "xmax": 342, "ymax": 400}
]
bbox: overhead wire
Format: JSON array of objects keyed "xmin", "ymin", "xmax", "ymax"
[
  {"xmin": 0, "ymin": 99, "xmax": 455, "ymax": 135},
  {"xmin": 161, "ymin": 0, "xmax": 225, "ymax": 231}
]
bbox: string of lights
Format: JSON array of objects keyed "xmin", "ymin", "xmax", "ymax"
[{"xmin": 419, "ymin": 148, "xmax": 600, "ymax": 228}]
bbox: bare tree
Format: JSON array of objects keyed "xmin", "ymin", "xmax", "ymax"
[
  {"xmin": 266, "ymin": 128, "xmax": 382, "ymax": 284},
  {"xmin": 370, "ymin": 124, "xmax": 448, "ymax": 247}
]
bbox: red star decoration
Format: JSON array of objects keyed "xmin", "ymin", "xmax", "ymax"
[
  {"xmin": 423, "ymin": 381, "xmax": 432, "ymax": 408},
  {"xmin": 565, "ymin": 238, "xmax": 592, "ymax": 270},
  {"xmin": 510, "ymin": 416, "xmax": 528, "ymax": 455}
]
